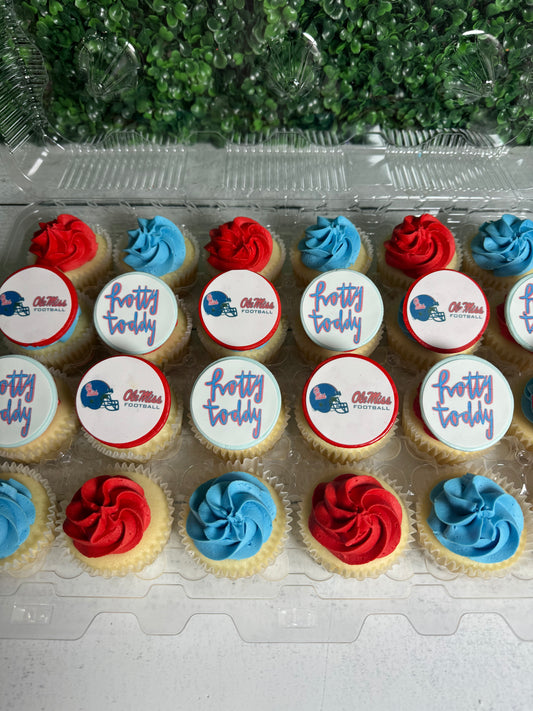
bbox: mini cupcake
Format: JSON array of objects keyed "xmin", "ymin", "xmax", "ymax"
[
  {"xmin": 296, "ymin": 354, "xmax": 399, "ymax": 463},
  {"xmin": 181, "ymin": 470, "xmax": 290, "ymax": 578},
  {"xmin": 29, "ymin": 213, "xmax": 112, "ymax": 294},
  {"xmin": 76, "ymin": 355, "xmax": 182, "ymax": 462},
  {"xmin": 299, "ymin": 471, "xmax": 410, "ymax": 578},
  {"xmin": 509, "ymin": 375, "xmax": 533, "ymax": 452},
  {"xmin": 0, "ymin": 265, "xmax": 95, "ymax": 371},
  {"xmin": 377, "ymin": 214, "xmax": 461, "ymax": 291},
  {"xmin": 463, "ymin": 214, "xmax": 533, "ymax": 293},
  {"xmin": 198, "ymin": 270, "xmax": 287, "ymax": 363},
  {"xmin": 0, "ymin": 355, "xmax": 78, "ymax": 464},
  {"xmin": 417, "ymin": 470, "xmax": 530, "ymax": 577},
  {"xmin": 93, "ymin": 272, "xmax": 192, "ymax": 368},
  {"xmin": 205, "ymin": 216, "xmax": 285, "ymax": 283},
  {"xmin": 293, "ymin": 269, "xmax": 384, "ymax": 364},
  {"xmin": 291, "ymin": 216, "xmax": 372, "ymax": 287},
  {"xmin": 61, "ymin": 465, "xmax": 173, "ymax": 577},
  {"xmin": 0, "ymin": 463, "xmax": 56, "ymax": 575},
  {"xmin": 189, "ymin": 356, "xmax": 288, "ymax": 461},
  {"xmin": 115, "ymin": 216, "xmax": 199, "ymax": 292}
]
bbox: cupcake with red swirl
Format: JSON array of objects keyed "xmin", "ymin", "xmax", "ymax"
[
  {"xmin": 205, "ymin": 216, "xmax": 285, "ymax": 283},
  {"xmin": 299, "ymin": 471, "xmax": 411, "ymax": 578},
  {"xmin": 29, "ymin": 214, "xmax": 112, "ymax": 295},
  {"xmin": 61, "ymin": 465, "xmax": 173, "ymax": 577},
  {"xmin": 377, "ymin": 214, "xmax": 461, "ymax": 290}
]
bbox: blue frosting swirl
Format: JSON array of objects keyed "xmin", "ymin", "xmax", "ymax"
[
  {"xmin": 0, "ymin": 478, "xmax": 35, "ymax": 558},
  {"xmin": 471, "ymin": 214, "xmax": 533, "ymax": 277},
  {"xmin": 186, "ymin": 471, "xmax": 276, "ymax": 561},
  {"xmin": 521, "ymin": 378, "xmax": 533, "ymax": 425},
  {"xmin": 125, "ymin": 216, "xmax": 186, "ymax": 276},
  {"xmin": 298, "ymin": 216, "xmax": 361, "ymax": 271},
  {"xmin": 428, "ymin": 473, "xmax": 523, "ymax": 564}
]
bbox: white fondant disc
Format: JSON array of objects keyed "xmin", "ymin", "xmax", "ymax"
[{"xmin": 505, "ymin": 274, "xmax": 533, "ymax": 351}]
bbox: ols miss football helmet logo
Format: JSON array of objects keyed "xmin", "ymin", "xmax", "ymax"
[
  {"xmin": 80, "ymin": 380, "xmax": 120, "ymax": 411},
  {"xmin": 0, "ymin": 291, "xmax": 30, "ymax": 317},
  {"xmin": 203, "ymin": 291, "xmax": 238, "ymax": 317},
  {"xmin": 409, "ymin": 294, "xmax": 446, "ymax": 322},
  {"xmin": 309, "ymin": 383, "xmax": 349, "ymax": 414}
]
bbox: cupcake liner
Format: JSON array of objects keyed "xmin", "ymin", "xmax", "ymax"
[
  {"xmin": 58, "ymin": 463, "xmax": 174, "ymax": 578},
  {"xmin": 462, "ymin": 238, "xmax": 533, "ymax": 295},
  {"xmin": 416, "ymin": 466, "xmax": 533, "ymax": 578},
  {"xmin": 0, "ymin": 462, "xmax": 57, "ymax": 575},
  {"xmin": 179, "ymin": 467, "xmax": 292, "ymax": 579},
  {"xmin": 197, "ymin": 315, "xmax": 288, "ymax": 364},
  {"xmin": 293, "ymin": 315, "xmax": 384, "ymax": 364},
  {"xmin": 205, "ymin": 229, "xmax": 286, "ymax": 284},
  {"xmin": 297, "ymin": 466, "xmax": 413, "ymax": 580}
]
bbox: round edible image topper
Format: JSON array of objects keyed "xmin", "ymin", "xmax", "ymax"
[
  {"xmin": 302, "ymin": 354, "xmax": 398, "ymax": 448},
  {"xmin": 94, "ymin": 273, "xmax": 178, "ymax": 354},
  {"xmin": 300, "ymin": 269, "xmax": 384, "ymax": 352},
  {"xmin": 0, "ymin": 265, "xmax": 78, "ymax": 347},
  {"xmin": 190, "ymin": 356, "xmax": 282, "ymax": 450},
  {"xmin": 76, "ymin": 355, "xmax": 171, "ymax": 449},
  {"xmin": 0, "ymin": 355, "xmax": 58, "ymax": 448},
  {"xmin": 404, "ymin": 270, "xmax": 489, "ymax": 353},
  {"xmin": 420, "ymin": 355, "xmax": 513, "ymax": 452},
  {"xmin": 199, "ymin": 270, "xmax": 281, "ymax": 350},
  {"xmin": 505, "ymin": 274, "xmax": 533, "ymax": 351}
]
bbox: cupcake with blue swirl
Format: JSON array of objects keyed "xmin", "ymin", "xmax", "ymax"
[
  {"xmin": 416, "ymin": 469, "xmax": 530, "ymax": 577},
  {"xmin": 181, "ymin": 470, "xmax": 290, "ymax": 578},
  {"xmin": 291, "ymin": 216, "xmax": 373, "ymax": 286}
]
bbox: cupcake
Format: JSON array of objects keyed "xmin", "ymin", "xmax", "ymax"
[
  {"xmin": 299, "ymin": 471, "xmax": 410, "ymax": 578},
  {"xmin": 181, "ymin": 470, "xmax": 290, "ymax": 578},
  {"xmin": 293, "ymin": 269, "xmax": 384, "ymax": 364},
  {"xmin": 463, "ymin": 214, "xmax": 533, "ymax": 293},
  {"xmin": 509, "ymin": 375, "xmax": 533, "ymax": 452},
  {"xmin": 29, "ymin": 213, "xmax": 112, "ymax": 294},
  {"xmin": 198, "ymin": 269, "xmax": 287, "ymax": 363},
  {"xmin": 0, "ymin": 463, "xmax": 56, "ymax": 575},
  {"xmin": 205, "ymin": 216, "xmax": 285, "ymax": 283},
  {"xmin": 403, "ymin": 355, "xmax": 514, "ymax": 464},
  {"xmin": 0, "ymin": 355, "xmax": 78, "ymax": 463},
  {"xmin": 61, "ymin": 465, "xmax": 173, "ymax": 577},
  {"xmin": 291, "ymin": 216, "xmax": 372, "ymax": 287},
  {"xmin": 93, "ymin": 272, "xmax": 192, "ymax": 368},
  {"xmin": 189, "ymin": 356, "xmax": 288, "ymax": 461},
  {"xmin": 377, "ymin": 214, "xmax": 461, "ymax": 291},
  {"xmin": 296, "ymin": 354, "xmax": 399, "ymax": 463},
  {"xmin": 417, "ymin": 470, "xmax": 529, "ymax": 577},
  {"xmin": 76, "ymin": 355, "xmax": 182, "ymax": 462},
  {"xmin": 0, "ymin": 265, "xmax": 95, "ymax": 371},
  {"xmin": 115, "ymin": 216, "xmax": 199, "ymax": 292}
]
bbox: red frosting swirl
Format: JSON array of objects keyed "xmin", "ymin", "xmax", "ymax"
[
  {"xmin": 384, "ymin": 214, "xmax": 455, "ymax": 278},
  {"xmin": 309, "ymin": 473, "xmax": 403, "ymax": 564},
  {"xmin": 30, "ymin": 214, "xmax": 98, "ymax": 271},
  {"xmin": 63, "ymin": 475, "xmax": 151, "ymax": 558},
  {"xmin": 205, "ymin": 216, "xmax": 273, "ymax": 272}
]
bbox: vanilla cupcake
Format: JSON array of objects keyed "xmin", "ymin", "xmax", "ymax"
[{"xmin": 291, "ymin": 216, "xmax": 372, "ymax": 287}]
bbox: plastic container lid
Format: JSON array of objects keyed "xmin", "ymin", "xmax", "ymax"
[
  {"xmin": 199, "ymin": 270, "xmax": 281, "ymax": 351},
  {"xmin": 93, "ymin": 272, "xmax": 178, "ymax": 355},
  {"xmin": 403, "ymin": 270, "xmax": 489, "ymax": 353},
  {"xmin": 302, "ymin": 354, "xmax": 398, "ymax": 448},
  {"xmin": 0, "ymin": 354, "xmax": 58, "ymax": 448},
  {"xmin": 76, "ymin": 355, "xmax": 171, "ymax": 449},
  {"xmin": 419, "ymin": 354, "xmax": 514, "ymax": 452},
  {"xmin": 505, "ymin": 274, "xmax": 533, "ymax": 352},
  {"xmin": 0, "ymin": 265, "xmax": 78, "ymax": 347}
]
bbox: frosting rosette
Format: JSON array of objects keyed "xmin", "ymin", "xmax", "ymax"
[
  {"xmin": 298, "ymin": 216, "xmax": 361, "ymax": 271},
  {"xmin": 63, "ymin": 475, "xmax": 151, "ymax": 558},
  {"xmin": 309, "ymin": 473, "xmax": 403, "ymax": 565},
  {"xmin": 186, "ymin": 471, "xmax": 276, "ymax": 561},
  {"xmin": 30, "ymin": 214, "xmax": 98, "ymax": 271},
  {"xmin": 205, "ymin": 217, "xmax": 273, "ymax": 273},
  {"xmin": 427, "ymin": 473, "xmax": 524, "ymax": 564},
  {"xmin": 384, "ymin": 214, "xmax": 456, "ymax": 278},
  {"xmin": 471, "ymin": 214, "xmax": 533, "ymax": 277},
  {"xmin": 520, "ymin": 378, "xmax": 533, "ymax": 425},
  {"xmin": 124, "ymin": 216, "xmax": 186, "ymax": 276},
  {"xmin": 0, "ymin": 478, "xmax": 35, "ymax": 558}
]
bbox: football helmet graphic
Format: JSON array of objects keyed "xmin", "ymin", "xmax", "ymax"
[
  {"xmin": 0, "ymin": 291, "xmax": 30, "ymax": 317},
  {"xmin": 309, "ymin": 383, "xmax": 349, "ymax": 414},
  {"xmin": 409, "ymin": 294, "xmax": 446, "ymax": 322},
  {"xmin": 203, "ymin": 291, "xmax": 238, "ymax": 317},
  {"xmin": 80, "ymin": 380, "xmax": 120, "ymax": 411}
]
